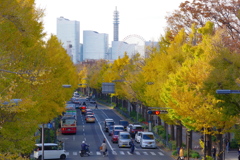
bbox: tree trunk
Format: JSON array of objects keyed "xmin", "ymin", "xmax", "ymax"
[
  {"xmin": 176, "ymin": 124, "xmax": 183, "ymax": 147},
  {"xmin": 170, "ymin": 125, "xmax": 175, "ymax": 141},
  {"xmin": 216, "ymin": 129, "xmax": 223, "ymax": 160},
  {"xmin": 206, "ymin": 133, "xmax": 212, "ymax": 157}
]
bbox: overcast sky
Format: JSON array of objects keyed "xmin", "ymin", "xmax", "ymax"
[{"xmin": 35, "ymin": 0, "xmax": 188, "ymax": 43}]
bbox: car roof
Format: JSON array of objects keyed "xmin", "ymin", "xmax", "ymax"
[
  {"xmin": 141, "ymin": 132, "xmax": 154, "ymax": 134},
  {"xmin": 35, "ymin": 143, "xmax": 58, "ymax": 147},
  {"xmin": 114, "ymin": 125, "xmax": 124, "ymax": 127},
  {"xmin": 119, "ymin": 131, "xmax": 130, "ymax": 134},
  {"xmin": 105, "ymin": 119, "xmax": 114, "ymax": 121}
]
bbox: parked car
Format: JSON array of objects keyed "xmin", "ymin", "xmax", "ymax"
[
  {"xmin": 140, "ymin": 132, "xmax": 157, "ymax": 149},
  {"xmin": 34, "ymin": 143, "xmax": 67, "ymax": 160},
  {"xmin": 135, "ymin": 131, "xmax": 143, "ymax": 143},
  {"xmin": 104, "ymin": 119, "xmax": 115, "ymax": 132},
  {"xmin": 111, "ymin": 129, "xmax": 122, "ymax": 143},
  {"xmin": 119, "ymin": 120, "xmax": 129, "ymax": 131},
  {"xmin": 85, "ymin": 115, "xmax": 96, "ymax": 123},
  {"xmin": 118, "ymin": 131, "xmax": 131, "ymax": 148}
]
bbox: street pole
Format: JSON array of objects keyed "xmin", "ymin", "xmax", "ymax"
[{"xmin": 41, "ymin": 124, "xmax": 44, "ymax": 160}]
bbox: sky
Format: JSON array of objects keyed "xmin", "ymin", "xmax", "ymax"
[{"xmin": 34, "ymin": 0, "xmax": 187, "ymax": 43}]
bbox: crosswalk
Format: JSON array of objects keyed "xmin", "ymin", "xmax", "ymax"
[{"xmin": 65, "ymin": 150, "xmax": 164, "ymax": 156}]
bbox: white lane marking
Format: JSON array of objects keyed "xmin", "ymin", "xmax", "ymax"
[
  {"xmin": 112, "ymin": 151, "xmax": 117, "ymax": 155},
  {"xmin": 120, "ymin": 151, "xmax": 125, "ymax": 155},
  {"xmin": 73, "ymin": 136, "xmax": 75, "ymax": 141},
  {"xmin": 135, "ymin": 151, "xmax": 140, "ymax": 155},
  {"xmin": 143, "ymin": 152, "xmax": 148, "ymax": 155},
  {"xmin": 73, "ymin": 152, "xmax": 77, "ymax": 155},
  {"xmin": 96, "ymin": 151, "xmax": 101, "ymax": 155},
  {"xmin": 150, "ymin": 152, "xmax": 156, "ymax": 155},
  {"xmin": 158, "ymin": 152, "xmax": 164, "ymax": 156},
  {"xmin": 95, "ymin": 116, "xmax": 114, "ymax": 151},
  {"xmin": 127, "ymin": 151, "xmax": 132, "ymax": 155}
]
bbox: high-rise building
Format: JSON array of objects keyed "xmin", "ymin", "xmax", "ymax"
[
  {"xmin": 113, "ymin": 7, "xmax": 119, "ymax": 41},
  {"xmin": 83, "ymin": 30, "xmax": 108, "ymax": 60},
  {"xmin": 57, "ymin": 17, "xmax": 80, "ymax": 64}
]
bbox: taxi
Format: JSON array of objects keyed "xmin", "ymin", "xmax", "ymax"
[{"xmin": 85, "ymin": 115, "xmax": 96, "ymax": 123}]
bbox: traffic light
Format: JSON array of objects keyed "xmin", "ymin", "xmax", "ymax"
[{"xmin": 147, "ymin": 110, "xmax": 168, "ymax": 115}]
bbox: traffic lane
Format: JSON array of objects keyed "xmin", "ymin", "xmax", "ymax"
[{"xmin": 57, "ymin": 109, "xmax": 82, "ymax": 158}]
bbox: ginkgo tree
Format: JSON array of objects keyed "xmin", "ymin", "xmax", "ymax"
[
  {"xmin": 0, "ymin": 0, "xmax": 78, "ymax": 158},
  {"xmin": 160, "ymin": 22, "xmax": 240, "ymax": 158}
]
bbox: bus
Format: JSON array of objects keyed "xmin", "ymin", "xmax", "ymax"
[{"xmin": 60, "ymin": 116, "xmax": 77, "ymax": 134}]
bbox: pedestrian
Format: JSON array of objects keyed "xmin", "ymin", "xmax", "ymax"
[
  {"xmin": 179, "ymin": 146, "xmax": 184, "ymax": 160},
  {"xmin": 100, "ymin": 140, "xmax": 107, "ymax": 157},
  {"xmin": 95, "ymin": 103, "xmax": 98, "ymax": 109},
  {"xmin": 238, "ymin": 148, "xmax": 240, "ymax": 160},
  {"xmin": 212, "ymin": 146, "xmax": 216, "ymax": 160},
  {"xmin": 129, "ymin": 139, "xmax": 135, "ymax": 154}
]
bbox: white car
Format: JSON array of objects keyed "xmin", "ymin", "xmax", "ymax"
[
  {"xmin": 140, "ymin": 132, "xmax": 157, "ymax": 149},
  {"xmin": 34, "ymin": 143, "xmax": 67, "ymax": 160},
  {"xmin": 118, "ymin": 131, "xmax": 131, "ymax": 148},
  {"xmin": 135, "ymin": 131, "xmax": 143, "ymax": 143}
]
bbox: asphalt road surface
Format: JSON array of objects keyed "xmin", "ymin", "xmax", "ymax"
[{"xmin": 58, "ymin": 99, "xmax": 174, "ymax": 160}]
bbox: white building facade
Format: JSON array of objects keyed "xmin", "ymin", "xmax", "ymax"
[
  {"xmin": 83, "ymin": 30, "xmax": 108, "ymax": 60},
  {"xmin": 57, "ymin": 17, "xmax": 80, "ymax": 64}
]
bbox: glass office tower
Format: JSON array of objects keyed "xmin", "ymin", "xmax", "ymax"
[{"xmin": 57, "ymin": 17, "xmax": 80, "ymax": 64}]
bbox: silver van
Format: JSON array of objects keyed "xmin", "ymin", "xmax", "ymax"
[
  {"xmin": 104, "ymin": 118, "xmax": 115, "ymax": 132},
  {"xmin": 118, "ymin": 131, "xmax": 131, "ymax": 148},
  {"xmin": 140, "ymin": 132, "xmax": 157, "ymax": 148},
  {"xmin": 34, "ymin": 143, "xmax": 67, "ymax": 160}
]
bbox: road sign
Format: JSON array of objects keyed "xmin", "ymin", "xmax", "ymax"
[{"xmin": 216, "ymin": 90, "xmax": 240, "ymax": 94}]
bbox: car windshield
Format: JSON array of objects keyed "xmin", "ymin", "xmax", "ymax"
[
  {"xmin": 115, "ymin": 127, "xmax": 123, "ymax": 130},
  {"xmin": 106, "ymin": 122, "xmax": 114, "ymax": 125},
  {"xmin": 134, "ymin": 126, "xmax": 142, "ymax": 130},
  {"xmin": 142, "ymin": 134, "xmax": 154, "ymax": 139},
  {"xmin": 120, "ymin": 134, "xmax": 130, "ymax": 139},
  {"xmin": 109, "ymin": 126, "xmax": 114, "ymax": 129},
  {"xmin": 113, "ymin": 131, "xmax": 120, "ymax": 135}
]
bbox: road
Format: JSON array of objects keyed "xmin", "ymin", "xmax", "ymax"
[{"xmin": 58, "ymin": 98, "xmax": 174, "ymax": 160}]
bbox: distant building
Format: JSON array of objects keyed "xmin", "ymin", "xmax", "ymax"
[
  {"xmin": 83, "ymin": 30, "xmax": 108, "ymax": 60},
  {"xmin": 113, "ymin": 7, "xmax": 119, "ymax": 41},
  {"xmin": 57, "ymin": 17, "xmax": 80, "ymax": 64},
  {"xmin": 111, "ymin": 41, "xmax": 136, "ymax": 60}
]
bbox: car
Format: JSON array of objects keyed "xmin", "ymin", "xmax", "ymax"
[
  {"xmin": 85, "ymin": 115, "xmax": 96, "ymax": 123},
  {"xmin": 113, "ymin": 125, "xmax": 124, "ymax": 131},
  {"xmin": 135, "ymin": 131, "xmax": 143, "ymax": 143},
  {"xmin": 85, "ymin": 111, "xmax": 94, "ymax": 116},
  {"xmin": 34, "ymin": 143, "xmax": 67, "ymax": 160},
  {"xmin": 119, "ymin": 120, "xmax": 129, "ymax": 131},
  {"xmin": 127, "ymin": 124, "xmax": 144, "ymax": 137},
  {"xmin": 118, "ymin": 131, "xmax": 131, "ymax": 148},
  {"xmin": 90, "ymin": 99, "xmax": 96, "ymax": 104},
  {"xmin": 108, "ymin": 125, "xmax": 114, "ymax": 136},
  {"xmin": 111, "ymin": 129, "xmax": 122, "ymax": 143},
  {"xmin": 80, "ymin": 105, "xmax": 87, "ymax": 114},
  {"xmin": 140, "ymin": 132, "xmax": 157, "ymax": 149},
  {"xmin": 104, "ymin": 119, "xmax": 115, "ymax": 132}
]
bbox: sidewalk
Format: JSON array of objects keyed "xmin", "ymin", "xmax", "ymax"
[{"xmin": 180, "ymin": 127, "xmax": 238, "ymax": 160}]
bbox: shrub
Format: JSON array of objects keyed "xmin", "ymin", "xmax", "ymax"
[
  {"xmin": 190, "ymin": 151, "xmax": 200, "ymax": 158},
  {"xmin": 172, "ymin": 150, "xmax": 178, "ymax": 156}
]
